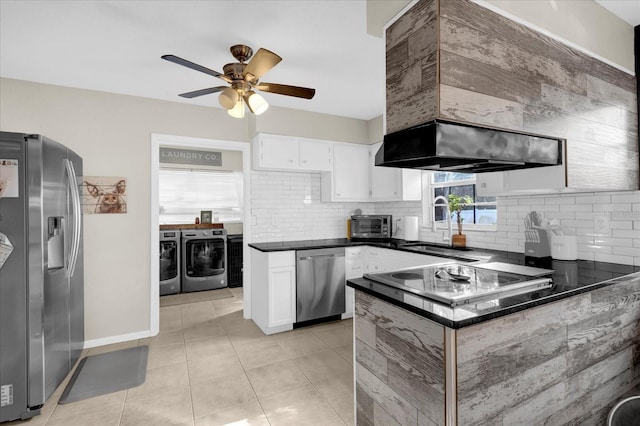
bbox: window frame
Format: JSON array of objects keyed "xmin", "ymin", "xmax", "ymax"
[
  {"xmin": 159, "ymin": 166, "xmax": 244, "ymax": 224},
  {"xmin": 421, "ymin": 172, "xmax": 497, "ymax": 232}
]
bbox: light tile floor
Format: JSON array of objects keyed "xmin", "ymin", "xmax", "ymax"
[{"xmin": 9, "ymin": 288, "xmax": 355, "ymax": 426}]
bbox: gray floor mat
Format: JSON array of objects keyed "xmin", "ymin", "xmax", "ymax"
[{"xmin": 58, "ymin": 346, "xmax": 148, "ymax": 404}]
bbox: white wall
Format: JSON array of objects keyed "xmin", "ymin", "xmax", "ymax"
[
  {"xmin": 367, "ymin": 0, "xmax": 635, "ymax": 72},
  {"xmin": 483, "ymin": 0, "xmax": 635, "ymax": 72},
  {"xmin": 0, "ymin": 77, "xmax": 371, "ymax": 343}
]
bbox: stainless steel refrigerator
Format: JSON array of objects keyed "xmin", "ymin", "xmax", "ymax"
[{"xmin": 0, "ymin": 132, "xmax": 84, "ymax": 422}]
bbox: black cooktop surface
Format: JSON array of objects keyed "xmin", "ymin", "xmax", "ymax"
[{"xmin": 364, "ymin": 262, "xmax": 553, "ymax": 307}]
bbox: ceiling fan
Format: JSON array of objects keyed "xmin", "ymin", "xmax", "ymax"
[{"xmin": 162, "ymin": 44, "xmax": 316, "ymax": 118}]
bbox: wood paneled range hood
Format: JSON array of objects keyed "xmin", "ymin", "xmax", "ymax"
[{"xmin": 378, "ymin": 0, "xmax": 638, "ymax": 190}]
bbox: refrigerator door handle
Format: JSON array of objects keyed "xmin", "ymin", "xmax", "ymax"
[{"xmin": 64, "ymin": 159, "xmax": 81, "ymax": 278}]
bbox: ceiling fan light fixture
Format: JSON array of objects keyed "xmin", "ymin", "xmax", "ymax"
[
  {"xmin": 228, "ymin": 98, "xmax": 245, "ymax": 118},
  {"xmin": 248, "ymin": 91, "xmax": 269, "ymax": 115},
  {"xmin": 219, "ymin": 87, "xmax": 238, "ymax": 109}
]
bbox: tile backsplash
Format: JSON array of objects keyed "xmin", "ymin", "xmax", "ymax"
[
  {"xmin": 384, "ymin": 192, "xmax": 640, "ymax": 266},
  {"xmin": 250, "ymin": 170, "xmax": 640, "ymax": 266},
  {"xmin": 250, "ymin": 171, "xmax": 375, "ymax": 242}
]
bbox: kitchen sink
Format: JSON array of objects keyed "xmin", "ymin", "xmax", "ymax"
[
  {"xmin": 400, "ymin": 242, "xmax": 473, "ymax": 252},
  {"xmin": 397, "ymin": 242, "xmax": 478, "ymax": 262}
]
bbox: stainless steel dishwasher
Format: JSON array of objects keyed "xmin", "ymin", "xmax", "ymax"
[{"xmin": 296, "ymin": 247, "xmax": 346, "ymax": 323}]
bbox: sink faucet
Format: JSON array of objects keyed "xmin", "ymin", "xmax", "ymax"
[{"xmin": 433, "ymin": 195, "xmax": 452, "ymax": 245}]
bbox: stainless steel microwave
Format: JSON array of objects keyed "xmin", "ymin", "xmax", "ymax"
[{"xmin": 350, "ymin": 215, "xmax": 392, "ymax": 240}]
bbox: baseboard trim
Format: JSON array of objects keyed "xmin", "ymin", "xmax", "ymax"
[{"xmin": 84, "ymin": 329, "xmax": 154, "ymax": 349}]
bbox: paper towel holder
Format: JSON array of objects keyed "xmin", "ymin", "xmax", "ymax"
[{"xmin": 404, "ymin": 216, "xmax": 419, "ymax": 241}]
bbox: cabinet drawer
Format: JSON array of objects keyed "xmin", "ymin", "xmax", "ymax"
[{"xmin": 268, "ymin": 251, "xmax": 295, "ymax": 268}]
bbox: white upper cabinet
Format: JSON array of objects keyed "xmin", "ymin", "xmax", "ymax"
[
  {"xmin": 253, "ymin": 134, "xmax": 422, "ymax": 202},
  {"xmin": 369, "ymin": 143, "xmax": 401, "ymax": 200},
  {"xmin": 299, "ymin": 139, "xmax": 332, "ymax": 171},
  {"xmin": 254, "ymin": 134, "xmax": 299, "ymax": 170},
  {"xmin": 321, "ymin": 143, "xmax": 370, "ymax": 202},
  {"xmin": 253, "ymin": 133, "xmax": 332, "ymax": 172},
  {"xmin": 369, "ymin": 143, "xmax": 422, "ymax": 202},
  {"xmin": 476, "ymin": 166, "xmax": 566, "ymax": 196}
]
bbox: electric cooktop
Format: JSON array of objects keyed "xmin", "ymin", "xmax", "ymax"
[{"xmin": 363, "ymin": 262, "xmax": 553, "ymax": 307}]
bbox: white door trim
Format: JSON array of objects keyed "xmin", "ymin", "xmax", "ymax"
[{"xmin": 150, "ymin": 133, "xmax": 252, "ymax": 336}]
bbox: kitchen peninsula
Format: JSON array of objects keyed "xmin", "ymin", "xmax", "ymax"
[{"xmin": 349, "ymin": 263, "xmax": 640, "ymax": 425}]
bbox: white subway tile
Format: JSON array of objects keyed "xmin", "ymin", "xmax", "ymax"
[
  {"xmin": 593, "ymin": 203, "xmax": 632, "ymax": 213},
  {"xmin": 545, "ymin": 197, "xmax": 575, "ymax": 205},
  {"xmin": 518, "ymin": 198, "xmax": 543, "ymax": 206},
  {"xmin": 612, "ymin": 246, "xmax": 640, "ymax": 257},
  {"xmin": 594, "ymin": 253, "xmax": 634, "ymax": 265},
  {"xmin": 611, "ymin": 193, "xmax": 640, "ymax": 203},
  {"xmin": 559, "ymin": 204, "xmax": 592, "ymax": 212},
  {"xmin": 575, "ymin": 195, "xmax": 611, "ymax": 204},
  {"xmin": 613, "ymin": 229, "xmax": 640, "ymax": 239}
]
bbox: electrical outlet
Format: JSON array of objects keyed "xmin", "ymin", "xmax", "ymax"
[{"xmin": 594, "ymin": 215, "xmax": 610, "ymax": 234}]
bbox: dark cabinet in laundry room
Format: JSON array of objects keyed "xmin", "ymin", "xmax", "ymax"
[{"xmin": 227, "ymin": 235, "xmax": 243, "ymax": 287}]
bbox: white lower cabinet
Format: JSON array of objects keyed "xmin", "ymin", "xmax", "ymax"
[
  {"xmin": 344, "ymin": 247, "xmax": 365, "ymax": 318},
  {"xmin": 365, "ymin": 247, "xmax": 383, "ymax": 273},
  {"xmin": 251, "ymin": 245, "xmax": 455, "ymax": 333},
  {"xmin": 251, "ymin": 249, "xmax": 296, "ymax": 335}
]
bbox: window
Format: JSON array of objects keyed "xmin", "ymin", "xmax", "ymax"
[
  {"xmin": 159, "ymin": 168, "xmax": 243, "ymax": 224},
  {"xmin": 424, "ymin": 172, "xmax": 497, "ymax": 229}
]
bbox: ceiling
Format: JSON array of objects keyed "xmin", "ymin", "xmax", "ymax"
[{"xmin": 0, "ymin": 1, "xmax": 637, "ymax": 122}]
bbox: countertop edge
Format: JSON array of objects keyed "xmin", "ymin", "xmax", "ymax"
[{"xmin": 348, "ymin": 271, "xmax": 640, "ymax": 329}]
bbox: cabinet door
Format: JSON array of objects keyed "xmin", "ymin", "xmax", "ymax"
[
  {"xmin": 344, "ymin": 247, "xmax": 364, "ymax": 316},
  {"xmin": 345, "ymin": 247, "xmax": 364, "ymax": 279},
  {"xmin": 259, "ymin": 134, "xmax": 299, "ymax": 170},
  {"xmin": 476, "ymin": 166, "xmax": 566, "ymax": 196},
  {"xmin": 401, "ymin": 169, "xmax": 423, "ymax": 201},
  {"xmin": 268, "ymin": 265, "xmax": 296, "ymax": 327},
  {"xmin": 299, "ymin": 139, "xmax": 332, "ymax": 171},
  {"xmin": 369, "ymin": 142, "xmax": 402, "ymax": 201},
  {"xmin": 365, "ymin": 248, "xmax": 383, "ymax": 272},
  {"xmin": 332, "ymin": 144, "xmax": 370, "ymax": 201}
]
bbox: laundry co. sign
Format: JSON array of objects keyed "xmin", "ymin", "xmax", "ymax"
[{"xmin": 160, "ymin": 148, "xmax": 222, "ymax": 166}]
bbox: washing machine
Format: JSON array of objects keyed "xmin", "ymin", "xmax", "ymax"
[
  {"xmin": 181, "ymin": 229, "xmax": 227, "ymax": 292},
  {"xmin": 159, "ymin": 230, "xmax": 181, "ymax": 295}
]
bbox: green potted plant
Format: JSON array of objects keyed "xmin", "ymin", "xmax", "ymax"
[{"xmin": 448, "ymin": 194, "xmax": 473, "ymax": 247}]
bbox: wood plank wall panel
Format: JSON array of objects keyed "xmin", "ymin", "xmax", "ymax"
[
  {"xmin": 438, "ymin": 0, "xmax": 638, "ymax": 190},
  {"xmin": 386, "ymin": 0, "xmax": 438, "ymax": 133},
  {"xmin": 456, "ymin": 273, "xmax": 640, "ymax": 425},
  {"xmin": 386, "ymin": 0, "xmax": 639, "ymax": 190},
  {"xmin": 354, "ymin": 290, "xmax": 445, "ymax": 425}
]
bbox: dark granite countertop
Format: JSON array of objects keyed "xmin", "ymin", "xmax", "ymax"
[
  {"xmin": 249, "ymin": 237, "xmax": 640, "ymax": 329},
  {"xmin": 348, "ymin": 255, "xmax": 640, "ymax": 329},
  {"xmin": 249, "ymin": 238, "xmax": 487, "ymax": 262}
]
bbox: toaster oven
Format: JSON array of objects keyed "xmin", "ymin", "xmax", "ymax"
[{"xmin": 350, "ymin": 215, "xmax": 392, "ymax": 240}]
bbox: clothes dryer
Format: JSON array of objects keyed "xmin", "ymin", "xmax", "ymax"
[
  {"xmin": 159, "ymin": 230, "xmax": 181, "ymax": 295},
  {"xmin": 181, "ymin": 229, "xmax": 227, "ymax": 292}
]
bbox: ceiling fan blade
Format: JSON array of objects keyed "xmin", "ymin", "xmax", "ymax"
[
  {"xmin": 179, "ymin": 86, "xmax": 227, "ymax": 98},
  {"xmin": 255, "ymin": 82, "xmax": 316, "ymax": 99},
  {"xmin": 162, "ymin": 54, "xmax": 231, "ymax": 83},
  {"xmin": 243, "ymin": 48, "xmax": 282, "ymax": 80}
]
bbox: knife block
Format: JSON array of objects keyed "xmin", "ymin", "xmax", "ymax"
[{"xmin": 524, "ymin": 229, "xmax": 551, "ymax": 258}]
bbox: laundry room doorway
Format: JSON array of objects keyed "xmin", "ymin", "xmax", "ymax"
[{"xmin": 150, "ymin": 134, "xmax": 251, "ymax": 336}]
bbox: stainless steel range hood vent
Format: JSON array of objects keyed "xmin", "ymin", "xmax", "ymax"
[{"xmin": 375, "ymin": 120, "xmax": 564, "ymax": 173}]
